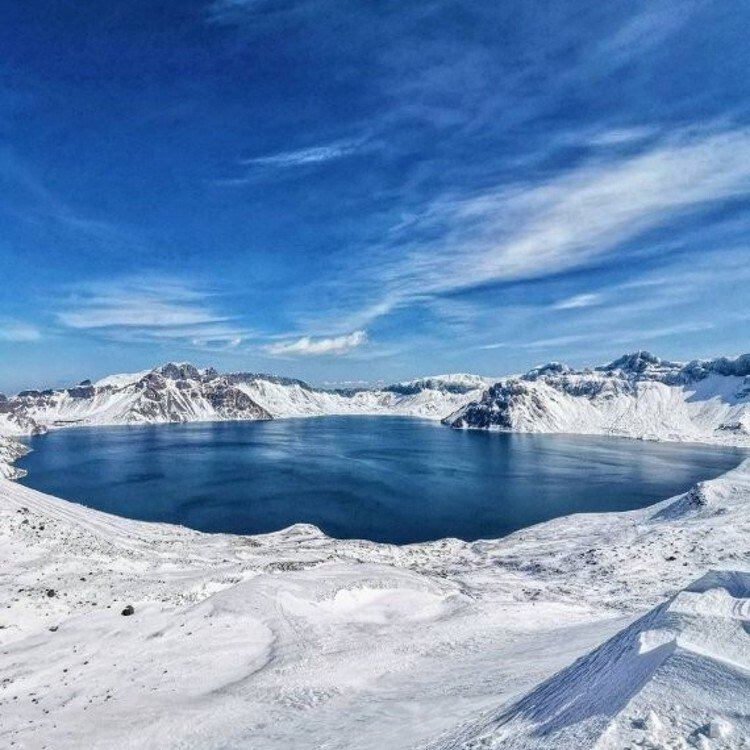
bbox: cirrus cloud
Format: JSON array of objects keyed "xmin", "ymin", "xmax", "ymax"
[
  {"xmin": 306, "ymin": 125, "xmax": 750, "ymax": 332},
  {"xmin": 240, "ymin": 139, "xmax": 366, "ymax": 169},
  {"xmin": 552, "ymin": 293, "xmax": 604, "ymax": 310},
  {"xmin": 0, "ymin": 319, "xmax": 42, "ymax": 342},
  {"xmin": 56, "ymin": 277, "xmax": 251, "ymax": 349}
]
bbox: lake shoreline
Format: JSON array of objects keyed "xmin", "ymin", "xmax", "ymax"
[{"xmin": 14, "ymin": 417, "xmax": 747, "ymax": 544}]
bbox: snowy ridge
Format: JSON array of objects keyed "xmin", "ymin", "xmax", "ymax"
[
  {"xmin": 2, "ymin": 364, "xmax": 492, "ymax": 434},
  {"xmin": 8, "ymin": 351, "xmax": 750, "ymax": 445},
  {"xmin": 446, "ymin": 351, "xmax": 750, "ymax": 445},
  {"xmin": 92, "ymin": 369, "xmax": 152, "ymax": 389},
  {"xmin": 231, "ymin": 372, "xmax": 491, "ymax": 419},
  {"xmin": 427, "ymin": 570, "xmax": 750, "ymax": 749},
  {"xmin": 9, "ymin": 364, "xmax": 272, "ymax": 430}
]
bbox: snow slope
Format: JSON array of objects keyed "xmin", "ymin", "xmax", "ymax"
[
  {"xmin": 232, "ymin": 372, "xmax": 490, "ymax": 419},
  {"xmin": 446, "ymin": 351, "xmax": 750, "ymax": 445},
  {"xmin": 428, "ymin": 570, "xmax": 750, "ymax": 749},
  {"xmin": 1, "ymin": 455, "xmax": 749, "ymax": 749}
]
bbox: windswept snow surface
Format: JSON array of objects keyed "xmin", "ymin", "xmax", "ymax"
[
  {"xmin": 428, "ymin": 570, "xmax": 750, "ymax": 750},
  {"xmin": 446, "ymin": 351, "xmax": 750, "ymax": 446}
]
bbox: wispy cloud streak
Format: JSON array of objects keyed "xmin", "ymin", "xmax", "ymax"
[
  {"xmin": 241, "ymin": 139, "xmax": 365, "ymax": 168},
  {"xmin": 552, "ymin": 293, "xmax": 604, "ymax": 310},
  {"xmin": 0, "ymin": 319, "xmax": 41, "ymax": 342},
  {"xmin": 267, "ymin": 329, "xmax": 367, "ymax": 356},
  {"xmin": 57, "ymin": 277, "xmax": 250, "ymax": 349},
  {"xmin": 315, "ymin": 126, "xmax": 750, "ymax": 330}
]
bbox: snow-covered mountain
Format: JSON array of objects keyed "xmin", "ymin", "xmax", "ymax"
[
  {"xmin": 0, "ymin": 392, "xmax": 44, "ymax": 436},
  {"xmin": 1, "ymin": 364, "xmax": 492, "ymax": 434},
  {"xmin": 8, "ymin": 352, "xmax": 750, "ymax": 444},
  {"xmin": 445, "ymin": 351, "xmax": 750, "ymax": 445}
]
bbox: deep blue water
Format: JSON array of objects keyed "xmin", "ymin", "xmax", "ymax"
[{"xmin": 17, "ymin": 417, "xmax": 745, "ymax": 544}]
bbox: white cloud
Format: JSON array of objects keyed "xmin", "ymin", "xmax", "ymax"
[
  {"xmin": 523, "ymin": 333, "xmax": 593, "ymax": 350},
  {"xmin": 57, "ymin": 277, "xmax": 249, "ymax": 348},
  {"xmin": 419, "ymin": 127, "xmax": 750, "ymax": 290},
  {"xmin": 596, "ymin": 3, "xmax": 695, "ymax": 64},
  {"xmin": 59, "ymin": 280, "xmax": 223, "ymax": 329},
  {"xmin": 476, "ymin": 341, "xmax": 509, "ymax": 351},
  {"xmin": 59, "ymin": 303, "xmax": 219, "ymax": 329},
  {"xmin": 552, "ymin": 293, "xmax": 604, "ymax": 310},
  {"xmin": 267, "ymin": 330, "xmax": 367, "ymax": 356},
  {"xmin": 587, "ymin": 126, "xmax": 656, "ymax": 147},
  {"xmin": 323, "ymin": 126, "xmax": 750, "ymax": 329},
  {"xmin": 241, "ymin": 139, "xmax": 364, "ymax": 168},
  {"xmin": 0, "ymin": 319, "xmax": 41, "ymax": 342}
]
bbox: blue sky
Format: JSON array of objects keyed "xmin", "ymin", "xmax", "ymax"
[{"xmin": 1, "ymin": 0, "xmax": 749, "ymax": 391}]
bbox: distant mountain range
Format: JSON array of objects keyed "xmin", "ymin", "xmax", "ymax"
[
  {"xmin": 0, "ymin": 363, "xmax": 492, "ymax": 435},
  {"xmin": 1, "ymin": 352, "xmax": 748, "ymax": 452}
]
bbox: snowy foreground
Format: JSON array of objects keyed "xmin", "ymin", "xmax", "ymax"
[
  {"xmin": 1, "ymin": 460, "xmax": 749, "ymax": 748},
  {"xmin": 1, "ymin": 351, "xmax": 749, "ymax": 748}
]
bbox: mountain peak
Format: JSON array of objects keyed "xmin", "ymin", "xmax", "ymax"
[
  {"xmin": 156, "ymin": 362, "xmax": 201, "ymax": 381},
  {"xmin": 598, "ymin": 351, "xmax": 670, "ymax": 374}
]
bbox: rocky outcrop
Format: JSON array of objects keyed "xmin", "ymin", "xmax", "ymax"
[{"xmin": 0, "ymin": 436, "xmax": 29, "ymax": 480}]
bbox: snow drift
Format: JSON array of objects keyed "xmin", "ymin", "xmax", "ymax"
[{"xmin": 430, "ymin": 570, "xmax": 750, "ymax": 749}]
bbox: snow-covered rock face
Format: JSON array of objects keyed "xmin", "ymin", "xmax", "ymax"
[
  {"xmin": 0, "ymin": 436, "xmax": 29, "ymax": 480},
  {"xmin": 5, "ymin": 368, "xmax": 273, "ymax": 430},
  {"xmin": 446, "ymin": 351, "xmax": 750, "ymax": 445},
  {"xmin": 0, "ymin": 365, "xmax": 492, "ymax": 435},
  {"xmin": 0, "ymin": 393, "xmax": 45, "ymax": 436}
]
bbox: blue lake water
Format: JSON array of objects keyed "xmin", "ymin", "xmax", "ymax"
[{"xmin": 17, "ymin": 417, "xmax": 745, "ymax": 544}]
